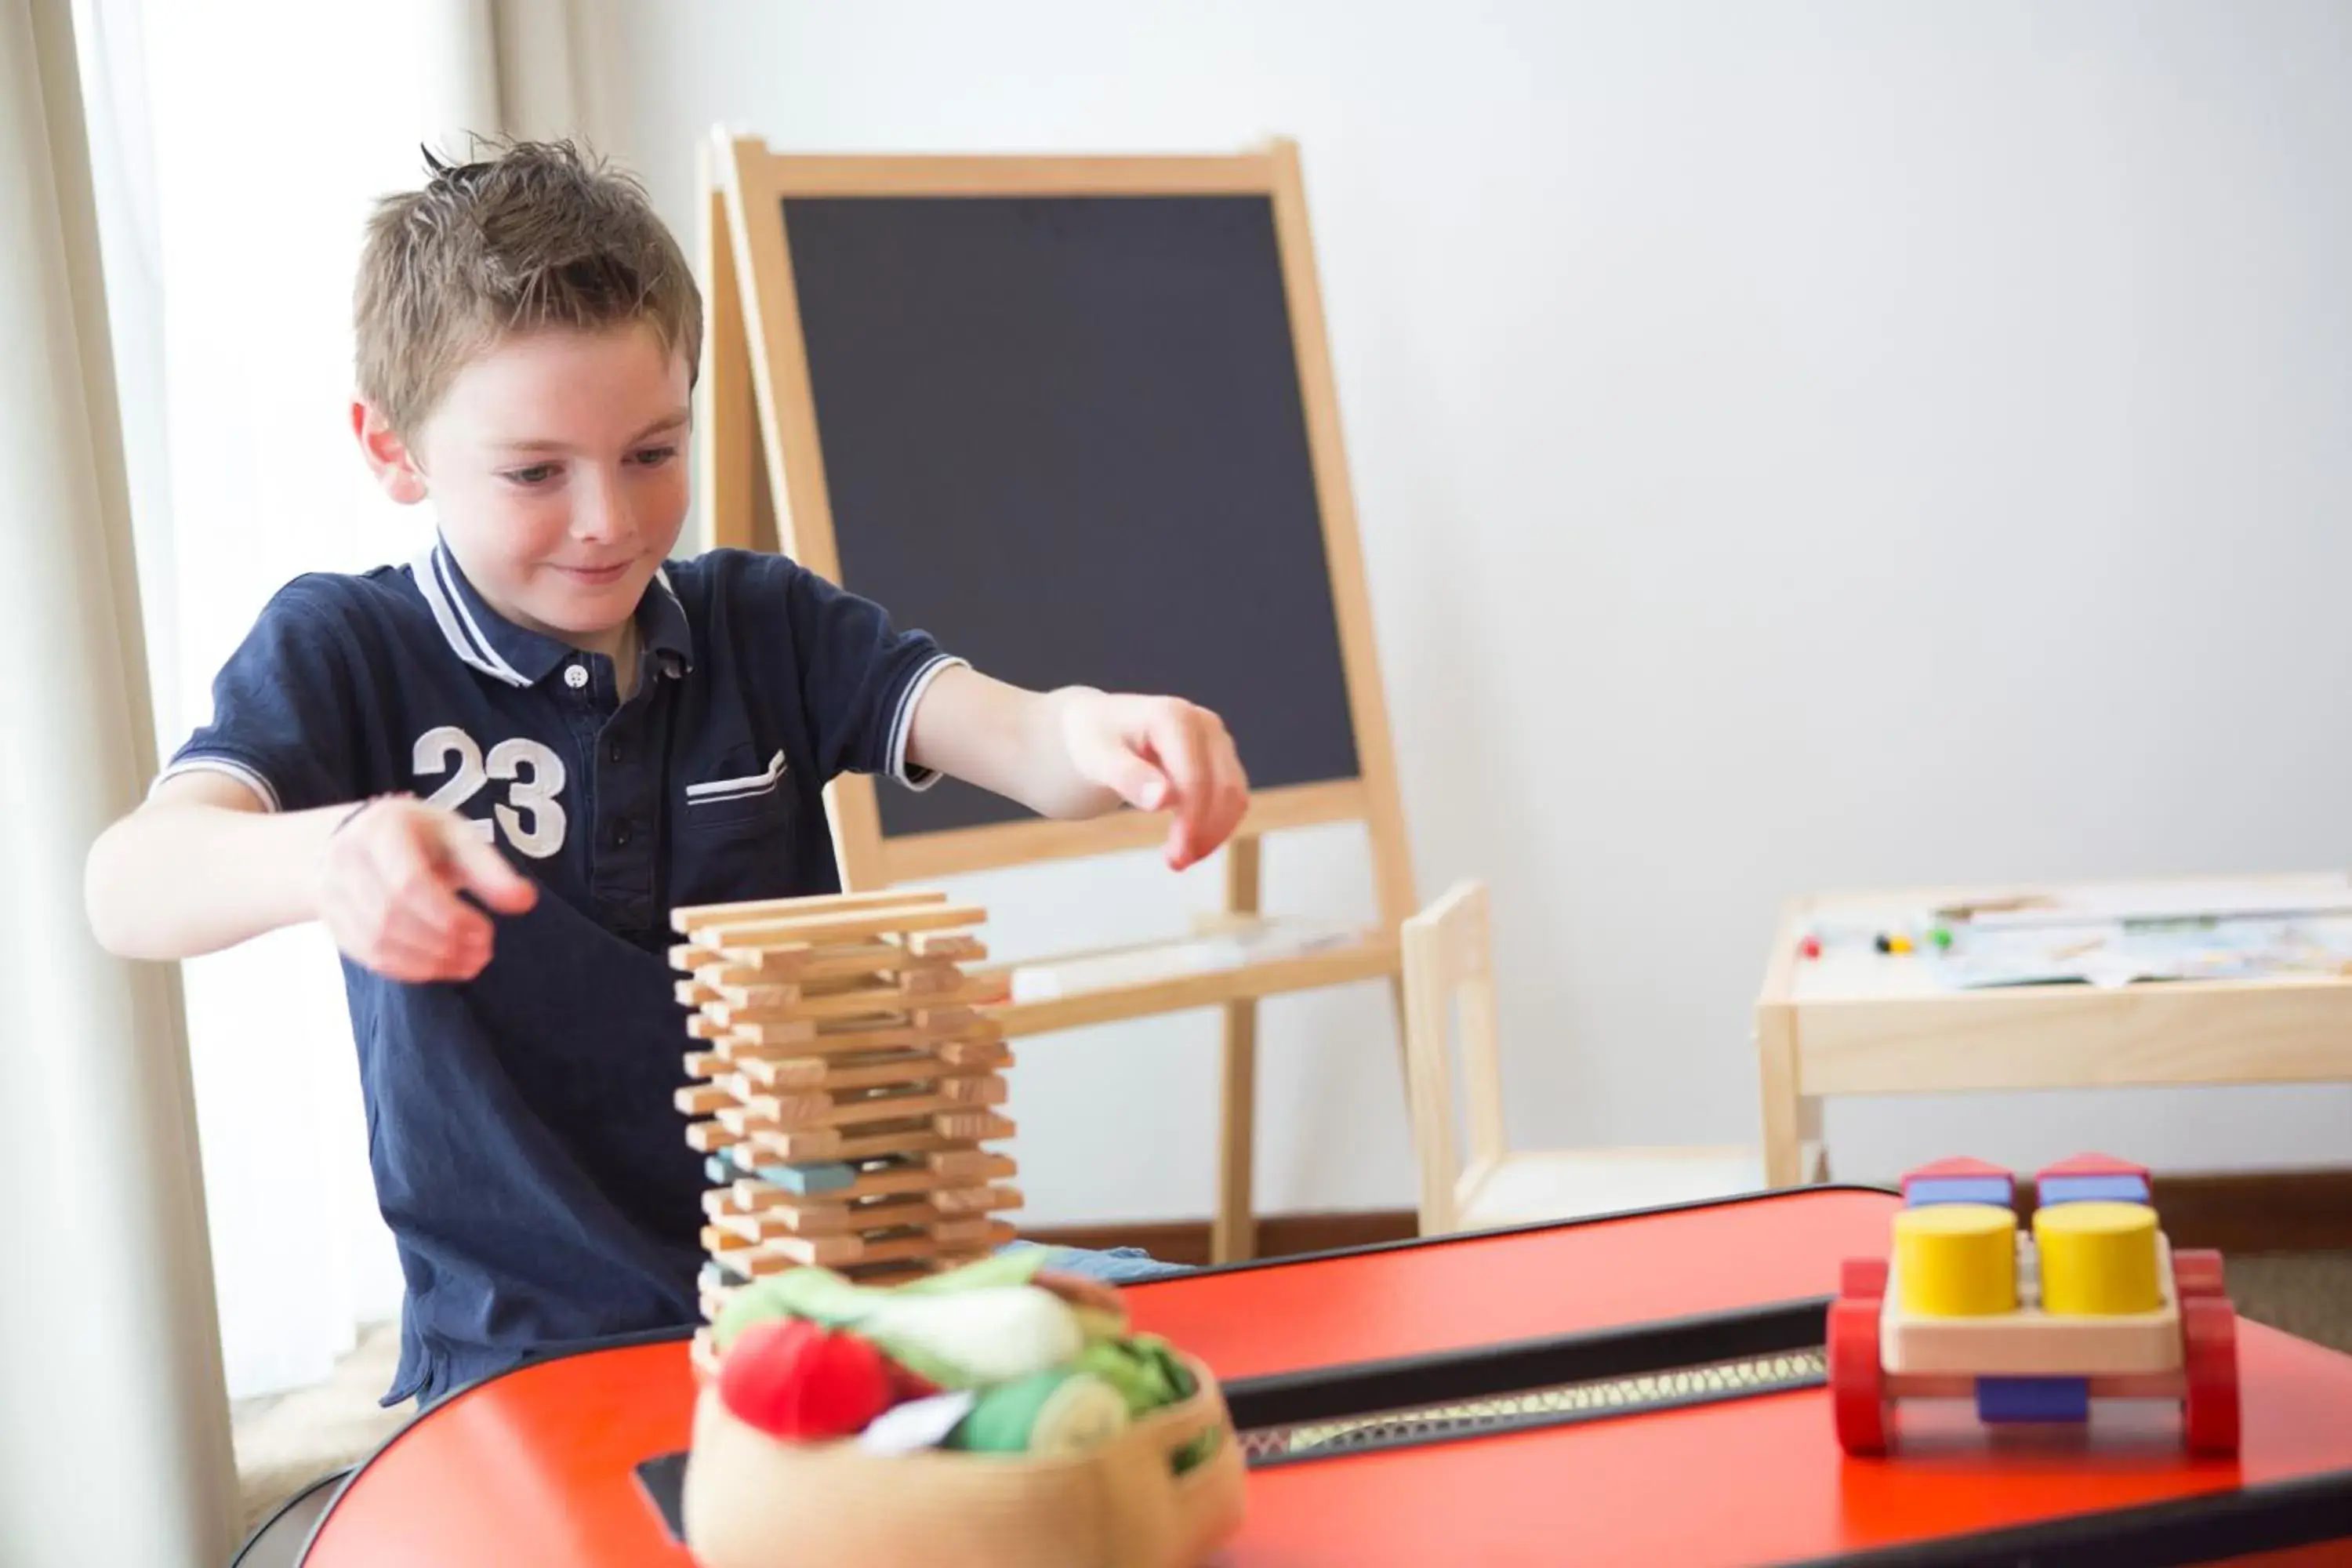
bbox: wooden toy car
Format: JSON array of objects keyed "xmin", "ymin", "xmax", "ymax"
[{"xmin": 1829, "ymin": 1153, "xmax": 2238, "ymax": 1456}]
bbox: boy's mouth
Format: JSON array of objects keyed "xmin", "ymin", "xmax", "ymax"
[{"xmin": 551, "ymin": 560, "xmax": 634, "ymax": 586}]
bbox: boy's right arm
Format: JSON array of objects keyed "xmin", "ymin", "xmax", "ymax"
[{"xmin": 85, "ymin": 772, "xmax": 536, "ymax": 982}]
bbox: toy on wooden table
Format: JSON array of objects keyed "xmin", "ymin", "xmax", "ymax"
[
  {"xmin": 669, "ymin": 891, "xmax": 1245, "ymax": 1567},
  {"xmin": 670, "ymin": 888, "xmax": 1025, "ymax": 1367},
  {"xmin": 1830, "ymin": 1153, "xmax": 2239, "ymax": 1457}
]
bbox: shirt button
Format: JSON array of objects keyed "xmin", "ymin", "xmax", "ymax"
[
  {"xmin": 607, "ymin": 741, "xmax": 625, "ymax": 764},
  {"xmin": 564, "ymin": 663, "xmax": 589, "ymax": 691},
  {"xmin": 611, "ymin": 821, "xmax": 633, "ymax": 848}
]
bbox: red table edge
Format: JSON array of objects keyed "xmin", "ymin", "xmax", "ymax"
[
  {"xmin": 272, "ymin": 1184, "xmax": 2352, "ymax": 1566},
  {"xmin": 266, "ymin": 1185, "xmax": 1909, "ymax": 1563}
]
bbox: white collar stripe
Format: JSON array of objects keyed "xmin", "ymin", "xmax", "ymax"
[
  {"xmin": 434, "ymin": 547, "xmax": 532, "ymax": 687},
  {"xmin": 411, "ymin": 546, "xmax": 531, "ymax": 688}
]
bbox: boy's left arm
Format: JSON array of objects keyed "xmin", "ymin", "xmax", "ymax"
[{"xmin": 905, "ymin": 666, "xmax": 1248, "ymax": 871}]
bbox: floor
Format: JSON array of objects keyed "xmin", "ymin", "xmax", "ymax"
[{"xmin": 229, "ymin": 1250, "xmax": 2352, "ymax": 1549}]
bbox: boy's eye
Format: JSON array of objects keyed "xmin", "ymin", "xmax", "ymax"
[
  {"xmin": 630, "ymin": 445, "xmax": 678, "ymax": 468},
  {"xmin": 503, "ymin": 463, "xmax": 560, "ymax": 487}
]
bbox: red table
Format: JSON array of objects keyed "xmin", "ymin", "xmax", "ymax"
[{"xmin": 291, "ymin": 1189, "xmax": 2352, "ymax": 1566}]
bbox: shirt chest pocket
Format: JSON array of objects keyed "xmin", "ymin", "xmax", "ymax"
[{"xmin": 678, "ymin": 748, "xmax": 792, "ymax": 839}]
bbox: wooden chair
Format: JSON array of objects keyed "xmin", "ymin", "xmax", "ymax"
[{"xmin": 1399, "ymin": 880, "xmax": 1824, "ymax": 1235}]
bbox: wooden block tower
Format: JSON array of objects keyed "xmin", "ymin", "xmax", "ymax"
[{"xmin": 668, "ymin": 891, "xmax": 1022, "ymax": 1356}]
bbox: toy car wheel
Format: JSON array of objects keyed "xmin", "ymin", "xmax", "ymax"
[
  {"xmin": 1829, "ymin": 1297, "xmax": 1889, "ymax": 1455},
  {"xmin": 1841, "ymin": 1257, "xmax": 1889, "ymax": 1301},
  {"xmin": 2173, "ymin": 1249, "xmax": 2227, "ymax": 1299},
  {"xmin": 2181, "ymin": 1296, "xmax": 2239, "ymax": 1456}
]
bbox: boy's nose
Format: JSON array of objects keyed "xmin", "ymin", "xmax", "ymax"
[{"xmin": 570, "ymin": 474, "xmax": 631, "ymax": 543}]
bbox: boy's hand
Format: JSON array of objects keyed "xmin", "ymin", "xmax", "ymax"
[
  {"xmin": 315, "ymin": 797, "xmax": 538, "ymax": 982},
  {"xmin": 1058, "ymin": 692, "xmax": 1250, "ymax": 871}
]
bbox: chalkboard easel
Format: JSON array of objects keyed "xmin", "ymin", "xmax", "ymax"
[{"xmin": 695, "ymin": 132, "xmax": 1416, "ymax": 1261}]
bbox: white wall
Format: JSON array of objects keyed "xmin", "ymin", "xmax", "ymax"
[{"xmin": 611, "ymin": 0, "xmax": 2352, "ymax": 1223}]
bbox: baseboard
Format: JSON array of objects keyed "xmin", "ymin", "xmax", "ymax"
[
  {"xmin": 1022, "ymin": 1170, "xmax": 2352, "ymax": 1265},
  {"xmin": 2128, "ymin": 1168, "xmax": 2352, "ymax": 1254}
]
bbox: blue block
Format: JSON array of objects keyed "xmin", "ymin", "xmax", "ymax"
[
  {"xmin": 1976, "ymin": 1377, "xmax": 2090, "ymax": 1424},
  {"xmin": 2038, "ymin": 1173, "xmax": 2151, "ymax": 1206},
  {"xmin": 762, "ymin": 1160, "xmax": 857, "ymax": 1195},
  {"xmin": 704, "ymin": 1155, "xmax": 736, "ymax": 1184},
  {"xmin": 1905, "ymin": 1175, "xmax": 2015, "ymax": 1207}
]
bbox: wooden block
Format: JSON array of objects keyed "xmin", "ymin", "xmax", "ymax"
[
  {"xmin": 935, "ymin": 1109, "xmax": 1014, "ymax": 1141},
  {"xmin": 789, "ymin": 1194, "xmax": 951, "ymax": 1236},
  {"xmin": 718, "ymin": 1018, "xmax": 822, "ymax": 1050},
  {"xmin": 931, "ymin": 1184, "xmax": 1023, "ymax": 1217},
  {"xmin": 927, "ymin": 1148, "xmax": 1004, "ymax": 1181},
  {"xmin": 912, "ymin": 1006, "xmax": 982, "ymax": 1032},
  {"xmin": 684, "ymin": 1120, "xmax": 743, "ymax": 1152},
  {"xmin": 673, "ymin": 887, "xmax": 951, "ymax": 938},
  {"xmin": 720, "ymin": 1089, "xmax": 975, "ymax": 1136},
  {"xmin": 708, "ymin": 901, "xmax": 985, "ymax": 953},
  {"xmin": 909, "ymin": 931, "xmax": 986, "ymax": 961},
  {"xmin": 752, "ymin": 1119, "xmax": 1006, "ymax": 1164},
  {"xmin": 938, "ymin": 1075, "xmax": 1008, "ymax": 1107},
  {"xmin": 731, "ymin": 1016, "xmax": 1000, "ymax": 1054},
  {"xmin": 739, "ymin": 1048, "xmax": 1007, "ymax": 1094},
  {"xmin": 733, "ymin": 1153, "xmax": 1014, "ymax": 1209},
  {"xmin": 710, "ymin": 982, "xmax": 801, "ymax": 1013},
  {"xmin": 930, "ymin": 1217, "xmax": 996, "ymax": 1247},
  {"xmin": 1881, "ymin": 1238, "xmax": 2183, "ymax": 1377},
  {"xmin": 899, "ymin": 964, "xmax": 967, "ymax": 996},
  {"xmin": 676, "ymin": 1083, "xmax": 737, "ymax": 1116},
  {"xmin": 776, "ymin": 978, "xmax": 1000, "ymax": 1023},
  {"xmin": 675, "ymin": 978, "xmax": 720, "ymax": 1007},
  {"xmin": 685, "ymin": 1014, "xmax": 728, "ymax": 1041},
  {"xmin": 739, "ymin": 1051, "xmax": 935, "ymax": 1093},
  {"xmin": 760, "ymin": 1232, "xmax": 869, "ymax": 1268},
  {"xmin": 715, "ymin": 1244, "xmax": 800, "ymax": 1279},
  {"xmin": 716, "ymin": 1210, "xmax": 805, "ymax": 1244},
  {"xmin": 691, "ymin": 963, "xmax": 772, "ymax": 989},
  {"xmin": 695, "ymin": 942, "xmax": 926, "ymax": 989},
  {"xmin": 684, "ymin": 1051, "xmax": 726, "ymax": 1080},
  {"xmin": 670, "ymin": 943, "xmax": 723, "ymax": 971},
  {"xmin": 935, "ymin": 1037, "xmax": 1014, "ymax": 1069}
]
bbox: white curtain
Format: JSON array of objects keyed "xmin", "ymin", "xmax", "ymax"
[
  {"xmin": 2, "ymin": 2, "xmax": 238, "ymax": 1562},
  {"xmin": 75, "ymin": 0, "xmax": 629, "ymax": 1402}
]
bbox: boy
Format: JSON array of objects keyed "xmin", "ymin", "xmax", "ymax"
[{"xmin": 83, "ymin": 142, "xmax": 1245, "ymax": 1408}]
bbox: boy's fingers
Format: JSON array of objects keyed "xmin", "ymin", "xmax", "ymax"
[
  {"xmin": 1146, "ymin": 706, "xmax": 1212, "ymax": 819},
  {"xmin": 368, "ymin": 820, "xmax": 481, "ymax": 942},
  {"xmin": 381, "ymin": 898, "xmax": 491, "ymax": 967},
  {"xmin": 444, "ymin": 828, "xmax": 537, "ymax": 915},
  {"xmin": 1069, "ymin": 719, "xmax": 1168, "ymax": 812},
  {"xmin": 320, "ymin": 881, "xmax": 478, "ymax": 982}
]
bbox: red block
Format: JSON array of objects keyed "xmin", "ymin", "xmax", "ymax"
[
  {"xmin": 1900, "ymin": 1156, "xmax": 2013, "ymax": 1197},
  {"xmin": 2036, "ymin": 1151, "xmax": 2152, "ymax": 1185}
]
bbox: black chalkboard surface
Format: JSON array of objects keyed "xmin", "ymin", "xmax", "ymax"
[{"xmin": 781, "ymin": 193, "xmax": 1361, "ymax": 839}]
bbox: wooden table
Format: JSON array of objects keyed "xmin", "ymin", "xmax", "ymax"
[{"xmin": 1755, "ymin": 877, "xmax": 2352, "ymax": 1188}]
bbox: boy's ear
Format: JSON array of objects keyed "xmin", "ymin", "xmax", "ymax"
[{"xmin": 351, "ymin": 398, "xmax": 428, "ymax": 505}]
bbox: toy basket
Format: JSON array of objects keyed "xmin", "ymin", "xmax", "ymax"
[{"xmin": 681, "ymin": 1351, "xmax": 1247, "ymax": 1568}]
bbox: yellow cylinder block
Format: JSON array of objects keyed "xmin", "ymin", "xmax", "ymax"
[
  {"xmin": 2034, "ymin": 1200, "xmax": 2161, "ymax": 1316},
  {"xmin": 1894, "ymin": 1203, "xmax": 2017, "ymax": 1317}
]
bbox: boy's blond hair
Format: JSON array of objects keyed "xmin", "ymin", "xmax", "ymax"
[{"xmin": 355, "ymin": 140, "xmax": 701, "ymax": 435}]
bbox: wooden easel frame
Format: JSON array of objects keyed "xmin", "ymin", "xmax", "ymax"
[{"xmin": 695, "ymin": 131, "xmax": 1417, "ymax": 1260}]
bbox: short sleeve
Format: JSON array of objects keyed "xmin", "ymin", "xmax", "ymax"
[
  {"xmin": 771, "ymin": 557, "xmax": 961, "ymax": 787},
  {"xmin": 158, "ymin": 575, "xmax": 368, "ymax": 813}
]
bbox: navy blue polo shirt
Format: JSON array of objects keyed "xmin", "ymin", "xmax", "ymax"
[{"xmin": 162, "ymin": 540, "xmax": 960, "ymax": 1406}]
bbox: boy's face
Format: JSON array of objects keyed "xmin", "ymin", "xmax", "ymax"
[{"xmin": 356, "ymin": 323, "xmax": 691, "ymax": 655}]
